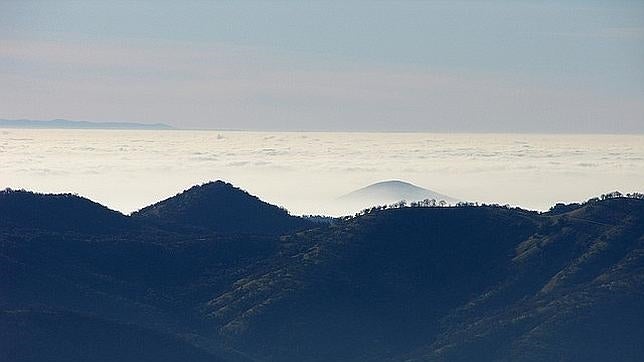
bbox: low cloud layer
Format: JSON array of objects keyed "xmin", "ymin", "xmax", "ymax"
[{"xmin": 1, "ymin": 129, "xmax": 642, "ymax": 216}]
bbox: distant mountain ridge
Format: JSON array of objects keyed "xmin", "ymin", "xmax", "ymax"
[
  {"xmin": 0, "ymin": 118, "xmax": 174, "ymax": 130},
  {"xmin": 339, "ymin": 180, "xmax": 458, "ymax": 211}
]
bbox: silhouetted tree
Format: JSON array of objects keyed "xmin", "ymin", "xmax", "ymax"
[{"xmin": 601, "ymin": 191, "xmax": 623, "ymax": 200}]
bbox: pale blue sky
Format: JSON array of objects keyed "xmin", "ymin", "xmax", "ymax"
[{"xmin": 1, "ymin": 0, "xmax": 643, "ymax": 132}]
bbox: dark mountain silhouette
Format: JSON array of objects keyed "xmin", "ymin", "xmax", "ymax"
[
  {"xmin": 200, "ymin": 198, "xmax": 644, "ymax": 361},
  {"xmin": 1, "ymin": 183, "xmax": 643, "ymax": 361},
  {"xmin": 0, "ymin": 189, "xmax": 130, "ymax": 233},
  {"xmin": 132, "ymin": 181, "xmax": 314, "ymax": 235},
  {"xmin": 205, "ymin": 206, "xmax": 541, "ymax": 360},
  {"xmin": 338, "ymin": 180, "xmax": 458, "ymax": 212}
]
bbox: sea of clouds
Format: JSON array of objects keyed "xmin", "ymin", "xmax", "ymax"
[{"xmin": 1, "ymin": 129, "xmax": 642, "ymax": 216}]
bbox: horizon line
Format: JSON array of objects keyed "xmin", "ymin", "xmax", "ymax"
[{"xmin": 1, "ymin": 118, "xmax": 642, "ymax": 136}]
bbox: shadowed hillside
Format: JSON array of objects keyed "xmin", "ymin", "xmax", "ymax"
[
  {"xmin": 204, "ymin": 206, "xmax": 540, "ymax": 360},
  {"xmin": 1, "ymin": 183, "xmax": 643, "ymax": 361},
  {"xmin": 0, "ymin": 310, "xmax": 221, "ymax": 362},
  {"xmin": 0, "ymin": 189, "xmax": 130, "ymax": 233},
  {"xmin": 132, "ymin": 181, "xmax": 314, "ymax": 235},
  {"xmin": 409, "ymin": 198, "xmax": 644, "ymax": 361},
  {"xmin": 201, "ymin": 198, "xmax": 644, "ymax": 361}
]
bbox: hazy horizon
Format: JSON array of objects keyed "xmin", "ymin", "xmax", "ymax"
[{"xmin": 4, "ymin": 118, "xmax": 644, "ymax": 134}]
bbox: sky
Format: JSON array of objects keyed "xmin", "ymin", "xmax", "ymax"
[{"xmin": 1, "ymin": 0, "xmax": 643, "ymax": 133}]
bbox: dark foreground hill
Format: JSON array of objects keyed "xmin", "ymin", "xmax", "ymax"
[
  {"xmin": 0, "ymin": 189, "xmax": 131, "ymax": 233},
  {"xmin": 205, "ymin": 199, "xmax": 644, "ymax": 361},
  {"xmin": 132, "ymin": 181, "xmax": 314, "ymax": 235},
  {"xmin": 1, "ymin": 184, "xmax": 643, "ymax": 361}
]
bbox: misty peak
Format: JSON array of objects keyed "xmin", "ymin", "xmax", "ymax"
[{"xmin": 339, "ymin": 180, "xmax": 458, "ymax": 210}]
